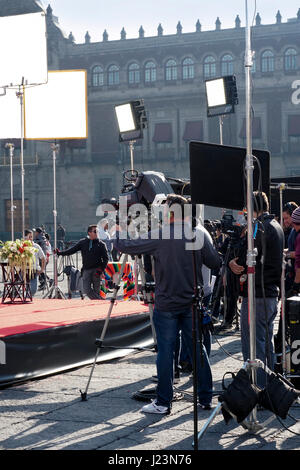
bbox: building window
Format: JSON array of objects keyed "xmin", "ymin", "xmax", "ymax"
[
  {"xmin": 108, "ymin": 65, "xmax": 120, "ymax": 85},
  {"xmin": 288, "ymin": 115, "xmax": 300, "ymax": 153},
  {"xmin": 182, "ymin": 58, "xmax": 194, "ymax": 80},
  {"xmin": 145, "ymin": 61, "xmax": 156, "ymax": 83},
  {"xmin": 128, "ymin": 63, "xmax": 140, "ymax": 84},
  {"xmin": 284, "ymin": 48, "xmax": 297, "ymax": 71},
  {"xmin": 261, "ymin": 50, "xmax": 274, "ymax": 73},
  {"xmin": 221, "ymin": 54, "xmax": 234, "ymax": 76},
  {"xmin": 153, "ymin": 123, "xmax": 173, "ymax": 148},
  {"xmin": 92, "ymin": 65, "xmax": 104, "ymax": 87},
  {"xmin": 165, "ymin": 59, "xmax": 177, "ymax": 81},
  {"xmin": 203, "ymin": 56, "xmax": 216, "ymax": 79}
]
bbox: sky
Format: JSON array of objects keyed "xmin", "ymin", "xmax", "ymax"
[{"xmin": 42, "ymin": 0, "xmax": 300, "ymax": 43}]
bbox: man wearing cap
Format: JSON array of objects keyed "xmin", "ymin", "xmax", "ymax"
[{"xmin": 290, "ymin": 206, "xmax": 300, "ymax": 295}]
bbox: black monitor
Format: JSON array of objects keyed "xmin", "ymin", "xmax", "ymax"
[{"xmin": 189, "ymin": 141, "xmax": 270, "ymax": 211}]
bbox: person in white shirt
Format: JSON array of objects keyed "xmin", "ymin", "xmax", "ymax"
[
  {"xmin": 24, "ymin": 229, "xmax": 46, "ymax": 296},
  {"xmin": 97, "ymin": 218, "xmax": 113, "ymax": 261}
]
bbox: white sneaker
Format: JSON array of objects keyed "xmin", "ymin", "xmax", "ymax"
[{"xmin": 141, "ymin": 400, "xmax": 170, "ymax": 415}]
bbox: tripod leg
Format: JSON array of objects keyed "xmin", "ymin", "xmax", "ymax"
[
  {"xmin": 196, "ymin": 402, "xmax": 222, "ymax": 441},
  {"xmin": 136, "ymin": 256, "xmax": 157, "ymax": 348},
  {"xmin": 80, "ymin": 254, "xmax": 128, "ymax": 401}
]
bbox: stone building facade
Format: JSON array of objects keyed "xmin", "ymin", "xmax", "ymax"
[{"xmin": 1, "ymin": 3, "xmax": 300, "ymax": 239}]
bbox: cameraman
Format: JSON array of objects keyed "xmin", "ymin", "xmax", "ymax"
[
  {"xmin": 229, "ymin": 191, "xmax": 284, "ymax": 387},
  {"xmin": 113, "ymin": 194, "xmax": 221, "ymax": 414}
]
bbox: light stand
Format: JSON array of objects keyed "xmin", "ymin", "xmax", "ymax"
[
  {"xmin": 6, "ymin": 143, "xmax": 16, "ymax": 241},
  {"xmin": 16, "ymin": 84, "xmax": 25, "ymax": 238},
  {"xmin": 129, "ymin": 140, "xmax": 136, "ymax": 173},
  {"xmin": 218, "ymin": 115, "xmax": 224, "ymax": 145},
  {"xmin": 278, "ymin": 183, "xmax": 288, "ymax": 375},
  {"xmin": 197, "ymin": 0, "xmax": 263, "ymax": 440},
  {"xmin": 44, "ymin": 143, "xmax": 66, "ymax": 299},
  {"xmin": 80, "ymin": 253, "xmax": 156, "ymax": 401},
  {"xmin": 243, "ymin": 0, "xmax": 261, "ymax": 429},
  {"xmin": 270, "ymin": 182, "xmax": 300, "ymax": 377}
]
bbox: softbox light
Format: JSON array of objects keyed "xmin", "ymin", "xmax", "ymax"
[
  {"xmin": 189, "ymin": 141, "xmax": 270, "ymax": 211},
  {"xmin": 205, "ymin": 75, "xmax": 238, "ymax": 117},
  {"xmin": 0, "ymin": 12, "xmax": 48, "ymax": 88},
  {"xmin": 115, "ymin": 100, "xmax": 147, "ymax": 142}
]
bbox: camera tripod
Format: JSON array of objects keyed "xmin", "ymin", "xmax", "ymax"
[{"xmin": 80, "ymin": 252, "xmax": 157, "ymax": 401}]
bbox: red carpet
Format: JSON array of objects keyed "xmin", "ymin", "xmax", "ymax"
[{"xmin": 0, "ymin": 298, "xmax": 149, "ymax": 338}]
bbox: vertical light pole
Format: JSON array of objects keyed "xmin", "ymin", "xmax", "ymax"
[
  {"xmin": 6, "ymin": 143, "xmax": 15, "ymax": 241},
  {"xmin": 244, "ymin": 0, "xmax": 258, "ymax": 427},
  {"xmin": 17, "ymin": 84, "xmax": 26, "ymax": 238}
]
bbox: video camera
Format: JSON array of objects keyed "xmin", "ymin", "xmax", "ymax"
[
  {"xmin": 221, "ymin": 214, "xmax": 245, "ymax": 241},
  {"xmin": 99, "ymin": 170, "xmax": 174, "ymax": 230}
]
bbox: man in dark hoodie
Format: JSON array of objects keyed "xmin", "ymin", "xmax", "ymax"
[{"xmin": 229, "ymin": 191, "xmax": 284, "ymax": 387}]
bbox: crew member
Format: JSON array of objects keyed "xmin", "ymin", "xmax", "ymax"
[
  {"xmin": 114, "ymin": 194, "xmax": 221, "ymax": 414},
  {"xmin": 55, "ymin": 224, "xmax": 108, "ymax": 299},
  {"xmin": 290, "ymin": 206, "xmax": 300, "ymax": 295},
  {"xmin": 24, "ymin": 229, "xmax": 46, "ymax": 296},
  {"xmin": 229, "ymin": 191, "xmax": 284, "ymax": 387}
]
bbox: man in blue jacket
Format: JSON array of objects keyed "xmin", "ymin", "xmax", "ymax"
[{"xmin": 114, "ymin": 194, "xmax": 221, "ymax": 414}]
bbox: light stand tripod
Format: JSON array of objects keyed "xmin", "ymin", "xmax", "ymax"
[
  {"xmin": 135, "ymin": 254, "xmax": 157, "ymax": 346},
  {"xmin": 190, "ymin": 232, "xmax": 207, "ymax": 451},
  {"xmin": 272, "ymin": 182, "xmax": 300, "ymax": 378},
  {"xmin": 16, "ymin": 84, "xmax": 26, "ymax": 238},
  {"xmin": 80, "ymin": 253, "xmax": 157, "ymax": 401},
  {"xmin": 197, "ymin": 0, "xmax": 270, "ymax": 439},
  {"xmin": 6, "ymin": 143, "xmax": 16, "ymax": 241},
  {"xmin": 44, "ymin": 143, "xmax": 66, "ymax": 299},
  {"xmin": 129, "ymin": 140, "xmax": 136, "ymax": 174}
]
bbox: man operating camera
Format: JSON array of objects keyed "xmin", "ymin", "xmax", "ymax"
[
  {"xmin": 228, "ymin": 191, "xmax": 284, "ymax": 387},
  {"xmin": 113, "ymin": 194, "xmax": 221, "ymax": 414}
]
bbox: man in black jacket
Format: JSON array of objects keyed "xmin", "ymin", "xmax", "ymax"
[
  {"xmin": 56, "ymin": 224, "xmax": 108, "ymax": 299},
  {"xmin": 229, "ymin": 191, "xmax": 284, "ymax": 387}
]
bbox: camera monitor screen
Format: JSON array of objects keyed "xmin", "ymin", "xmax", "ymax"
[{"xmin": 189, "ymin": 141, "xmax": 270, "ymax": 211}]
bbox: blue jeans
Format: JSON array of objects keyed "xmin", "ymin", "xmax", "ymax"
[
  {"xmin": 153, "ymin": 307, "xmax": 212, "ymax": 408},
  {"xmin": 178, "ymin": 294, "xmax": 212, "ymax": 365},
  {"xmin": 240, "ymin": 297, "xmax": 278, "ymax": 388}
]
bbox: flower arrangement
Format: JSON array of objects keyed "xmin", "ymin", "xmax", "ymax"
[{"xmin": 0, "ymin": 239, "xmax": 38, "ymax": 280}]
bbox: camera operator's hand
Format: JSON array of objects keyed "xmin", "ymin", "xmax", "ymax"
[
  {"xmin": 287, "ymin": 251, "xmax": 295, "ymax": 259},
  {"xmin": 229, "ymin": 257, "xmax": 245, "ymax": 275}
]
